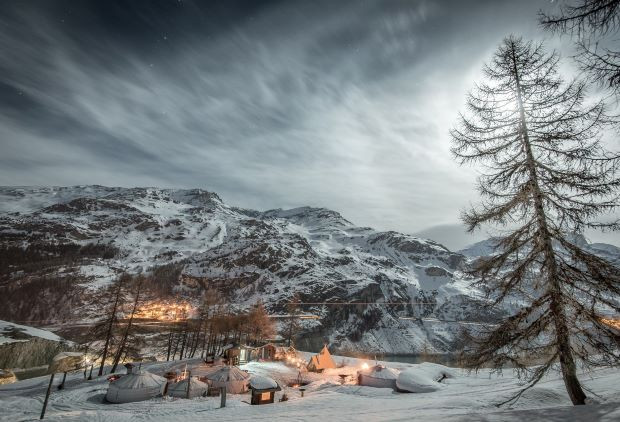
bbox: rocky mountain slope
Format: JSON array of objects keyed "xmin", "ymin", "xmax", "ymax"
[
  {"xmin": 0, "ymin": 320, "xmax": 73, "ymax": 369},
  {"xmin": 0, "ymin": 186, "xmax": 533, "ymax": 354}
]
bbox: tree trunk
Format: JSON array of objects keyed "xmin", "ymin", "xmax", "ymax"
[
  {"xmin": 111, "ymin": 279, "xmax": 142, "ymax": 372},
  {"xmin": 166, "ymin": 332, "xmax": 173, "ymax": 362},
  {"xmin": 179, "ymin": 329, "xmax": 187, "ymax": 360},
  {"xmin": 98, "ymin": 280, "xmax": 123, "ymax": 376},
  {"xmin": 510, "ymin": 41, "xmax": 586, "ymax": 405}
]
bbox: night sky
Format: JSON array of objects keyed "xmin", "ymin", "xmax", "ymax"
[{"xmin": 4, "ymin": 0, "xmax": 613, "ymax": 249}]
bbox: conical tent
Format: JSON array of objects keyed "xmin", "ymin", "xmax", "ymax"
[
  {"xmin": 167, "ymin": 377, "xmax": 208, "ymax": 398},
  {"xmin": 106, "ymin": 371, "xmax": 167, "ymax": 403},
  {"xmin": 357, "ymin": 365, "xmax": 399, "ymax": 389},
  {"xmin": 307, "ymin": 345, "xmax": 336, "ymax": 372},
  {"xmin": 205, "ymin": 366, "xmax": 250, "ymax": 394}
]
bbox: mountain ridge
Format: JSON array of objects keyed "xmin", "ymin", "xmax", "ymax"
[{"xmin": 2, "ymin": 185, "xmax": 615, "ymax": 354}]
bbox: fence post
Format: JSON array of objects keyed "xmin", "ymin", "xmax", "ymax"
[
  {"xmin": 220, "ymin": 386, "xmax": 226, "ymax": 408},
  {"xmin": 40, "ymin": 373, "xmax": 55, "ymax": 419},
  {"xmin": 186, "ymin": 371, "xmax": 192, "ymax": 399}
]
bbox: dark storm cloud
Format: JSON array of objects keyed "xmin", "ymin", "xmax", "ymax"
[{"xmin": 1, "ymin": 0, "xmax": 584, "ymax": 241}]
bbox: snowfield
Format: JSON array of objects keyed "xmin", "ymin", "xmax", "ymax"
[
  {"xmin": 1, "ymin": 355, "xmax": 619, "ymax": 421},
  {"xmin": 0, "ymin": 321, "xmax": 64, "ymax": 346}
]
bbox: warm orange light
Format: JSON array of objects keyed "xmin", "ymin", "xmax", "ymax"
[
  {"xmin": 361, "ymin": 363, "xmax": 369, "ymax": 370},
  {"xmin": 601, "ymin": 317, "xmax": 620, "ymax": 330},
  {"xmin": 134, "ymin": 301, "xmax": 195, "ymax": 321}
]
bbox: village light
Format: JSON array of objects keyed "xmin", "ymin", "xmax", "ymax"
[{"xmin": 601, "ymin": 317, "xmax": 620, "ymax": 330}]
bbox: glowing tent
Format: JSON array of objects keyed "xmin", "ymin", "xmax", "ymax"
[
  {"xmin": 105, "ymin": 371, "xmax": 167, "ymax": 403},
  {"xmin": 307, "ymin": 345, "xmax": 336, "ymax": 372},
  {"xmin": 205, "ymin": 366, "xmax": 250, "ymax": 394},
  {"xmin": 357, "ymin": 365, "xmax": 399, "ymax": 389},
  {"xmin": 167, "ymin": 377, "xmax": 208, "ymax": 398}
]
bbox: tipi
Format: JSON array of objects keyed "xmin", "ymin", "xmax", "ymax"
[{"xmin": 307, "ymin": 345, "xmax": 336, "ymax": 372}]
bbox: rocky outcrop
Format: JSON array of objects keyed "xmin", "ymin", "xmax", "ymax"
[{"xmin": 0, "ymin": 337, "xmax": 71, "ymax": 369}]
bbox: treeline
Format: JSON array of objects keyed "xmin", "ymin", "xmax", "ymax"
[
  {"xmin": 87, "ymin": 273, "xmax": 147, "ymax": 376},
  {"xmin": 0, "ymin": 242, "xmax": 118, "ymax": 275},
  {"xmin": 87, "ymin": 273, "xmax": 277, "ymax": 374},
  {"xmin": 0, "ymin": 275, "xmax": 79, "ymax": 321},
  {"xmin": 164, "ymin": 289, "xmax": 276, "ymax": 361}
]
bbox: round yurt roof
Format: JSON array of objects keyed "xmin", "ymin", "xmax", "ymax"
[
  {"xmin": 206, "ymin": 366, "xmax": 249, "ymax": 382},
  {"xmin": 249, "ymin": 375, "xmax": 278, "ymax": 390},
  {"xmin": 167, "ymin": 377, "xmax": 208, "ymax": 395},
  {"xmin": 362, "ymin": 365, "xmax": 399, "ymax": 380},
  {"xmin": 110, "ymin": 371, "xmax": 166, "ymax": 390}
]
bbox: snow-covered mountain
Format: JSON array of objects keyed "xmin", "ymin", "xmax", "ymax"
[{"xmin": 0, "ymin": 186, "xmax": 547, "ymax": 354}]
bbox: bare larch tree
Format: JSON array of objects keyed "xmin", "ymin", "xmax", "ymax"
[
  {"xmin": 451, "ymin": 36, "xmax": 620, "ymax": 405},
  {"xmin": 111, "ymin": 275, "xmax": 144, "ymax": 372},
  {"xmin": 97, "ymin": 274, "xmax": 127, "ymax": 376},
  {"xmin": 540, "ymin": 0, "xmax": 620, "ymax": 95}
]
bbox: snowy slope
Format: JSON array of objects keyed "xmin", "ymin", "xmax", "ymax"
[
  {"xmin": 3, "ymin": 185, "xmax": 615, "ymax": 354},
  {"xmin": 0, "ymin": 321, "xmax": 63, "ymax": 345},
  {"xmin": 0, "ymin": 356, "xmax": 619, "ymax": 421}
]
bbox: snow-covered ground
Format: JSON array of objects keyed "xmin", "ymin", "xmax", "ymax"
[
  {"xmin": 0, "ymin": 321, "xmax": 64, "ymax": 345},
  {"xmin": 1, "ymin": 355, "xmax": 619, "ymax": 421}
]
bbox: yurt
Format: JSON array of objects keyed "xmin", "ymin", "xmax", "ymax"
[
  {"xmin": 105, "ymin": 370, "xmax": 167, "ymax": 403},
  {"xmin": 205, "ymin": 366, "xmax": 250, "ymax": 394},
  {"xmin": 307, "ymin": 345, "xmax": 336, "ymax": 372},
  {"xmin": 357, "ymin": 365, "xmax": 399, "ymax": 390},
  {"xmin": 167, "ymin": 377, "xmax": 208, "ymax": 398}
]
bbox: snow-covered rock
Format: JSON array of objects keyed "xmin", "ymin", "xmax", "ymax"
[{"xmin": 0, "ymin": 321, "xmax": 72, "ymax": 369}]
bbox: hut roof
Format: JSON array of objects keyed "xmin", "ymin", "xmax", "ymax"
[
  {"xmin": 249, "ymin": 375, "xmax": 281, "ymax": 392},
  {"xmin": 206, "ymin": 366, "xmax": 250, "ymax": 382}
]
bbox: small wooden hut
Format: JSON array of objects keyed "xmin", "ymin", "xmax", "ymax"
[
  {"xmin": 249, "ymin": 376, "xmax": 281, "ymax": 405},
  {"xmin": 258, "ymin": 343, "xmax": 278, "ymax": 360},
  {"xmin": 224, "ymin": 344, "xmax": 256, "ymax": 365}
]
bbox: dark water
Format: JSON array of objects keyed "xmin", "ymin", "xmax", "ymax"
[
  {"xmin": 380, "ymin": 354, "xmax": 460, "ymax": 366},
  {"xmin": 340, "ymin": 353, "xmax": 462, "ymax": 367}
]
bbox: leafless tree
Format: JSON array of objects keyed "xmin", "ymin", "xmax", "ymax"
[
  {"xmin": 451, "ymin": 36, "xmax": 620, "ymax": 405},
  {"xmin": 540, "ymin": 0, "xmax": 620, "ymax": 95},
  {"xmin": 284, "ymin": 294, "xmax": 302, "ymax": 347},
  {"xmin": 97, "ymin": 274, "xmax": 128, "ymax": 376},
  {"xmin": 111, "ymin": 275, "xmax": 144, "ymax": 372}
]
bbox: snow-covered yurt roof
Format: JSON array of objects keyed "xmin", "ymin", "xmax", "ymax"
[
  {"xmin": 362, "ymin": 365, "xmax": 399, "ymax": 380},
  {"xmin": 167, "ymin": 377, "xmax": 208, "ymax": 398},
  {"xmin": 206, "ymin": 366, "xmax": 249, "ymax": 382},
  {"xmin": 249, "ymin": 375, "xmax": 280, "ymax": 391},
  {"xmin": 111, "ymin": 371, "xmax": 167, "ymax": 389},
  {"xmin": 106, "ymin": 371, "xmax": 167, "ymax": 403}
]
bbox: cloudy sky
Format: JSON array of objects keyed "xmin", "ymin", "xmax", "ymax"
[{"xmin": 2, "ymin": 0, "xmax": 615, "ymax": 248}]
